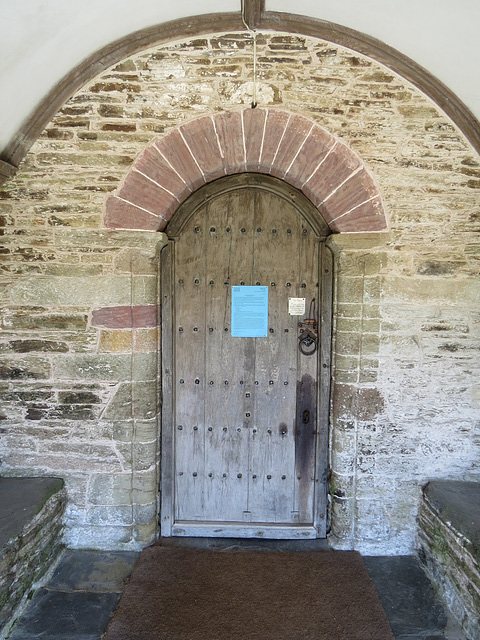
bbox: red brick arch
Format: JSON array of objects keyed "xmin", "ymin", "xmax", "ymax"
[{"xmin": 105, "ymin": 108, "xmax": 387, "ymax": 233}]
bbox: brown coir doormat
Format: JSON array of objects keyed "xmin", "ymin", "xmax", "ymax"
[{"xmin": 103, "ymin": 546, "xmax": 394, "ymax": 640}]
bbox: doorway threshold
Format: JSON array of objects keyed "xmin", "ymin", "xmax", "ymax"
[{"xmin": 157, "ymin": 536, "xmax": 330, "ymax": 552}]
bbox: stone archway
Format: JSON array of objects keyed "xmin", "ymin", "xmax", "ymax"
[
  {"xmin": 104, "ymin": 108, "xmax": 387, "ymax": 234},
  {"xmin": 93, "ymin": 107, "xmax": 388, "ymax": 543}
]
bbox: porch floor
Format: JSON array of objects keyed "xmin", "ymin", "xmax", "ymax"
[{"xmin": 5, "ymin": 540, "xmax": 466, "ymax": 640}]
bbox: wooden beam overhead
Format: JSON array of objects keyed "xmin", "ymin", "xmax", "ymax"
[
  {"xmin": 0, "ymin": 158, "xmax": 17, "ymax": 181},
  {"xmin": 242, "ymin": 0, "xmax": 264, "ymax": 30}
]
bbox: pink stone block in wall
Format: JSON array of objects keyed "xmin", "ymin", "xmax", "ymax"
[
  {"xmin": 180, "ymin": 116, "xmax": 225, "ymax": 181},
  {"xmin": 243, "ymin": 108, "xmax": 267, "ymax": 172},
  {"xmin": 270, "ymin": 114, "xmax": 314, "ymax": 180},
  {"xmin": 104, "ymin": 196, "xmax": 165, "ymax": 231},
  {"xmin": 213, "ymin": 111, "xmax": 246, "ymax": 174},
  {"xmin": 91, "ymin": 305, "xmax": 160, "ymax": 329}
]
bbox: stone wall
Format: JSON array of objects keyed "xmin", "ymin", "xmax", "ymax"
[
  {"xmin": 0, "ymin": 31, "xmax": 479, "ymax": 553},
  {"xmin": 0, "ymin": 229, "xmax": 163, "ymax": 549}
]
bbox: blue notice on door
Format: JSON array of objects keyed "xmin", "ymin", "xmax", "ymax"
[{"xmin": 231, "ymin": 286, "xmax": 268, "ymax": 337}]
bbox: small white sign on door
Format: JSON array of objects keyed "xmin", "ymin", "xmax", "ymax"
[{"xmin": 288, "ymin": 297, "xmax": 306, "ymax": 316}]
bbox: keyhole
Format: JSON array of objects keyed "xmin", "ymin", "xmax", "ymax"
[{"xmin": 302, "ymin": 410, "xmax": 310, "ymax": 424}]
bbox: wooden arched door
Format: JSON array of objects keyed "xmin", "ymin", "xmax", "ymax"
[{"xmin": 161, "ymin": 174, "xmax": 332, "ymax": 538}]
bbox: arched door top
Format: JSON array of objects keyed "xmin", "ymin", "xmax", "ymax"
[
  {"xmin": 166, "ymin": 173, "xmax": 331, "ymax": 239},
  {"xmin": 104, "ymin": 107, "xmax": 387, "ymax": 234}
]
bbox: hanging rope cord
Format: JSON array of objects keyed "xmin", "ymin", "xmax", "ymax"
[{"xmin": 241, "ymin": 7, "xmax": 258, "ymax": 108}]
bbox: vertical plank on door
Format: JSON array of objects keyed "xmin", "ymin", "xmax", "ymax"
[
  {"xmin": 250, "ymin": 189, "xmax": 299, "ymax": 523},
  {"xmin": 294, "ymin": 221, "xmax": 319, "ymax": 522},
  {"xmin": 314, "ymin": 243, "xmax": 333, "ymax": 536},
  {"xmin": 203, "ymin": 190, "xmax": 252, "ymax": 521},
  {"xmin": 160, "ymin": 242, "xmax": 174, "ymax": 536},
  {"xmin": 174, "ymin": 214, "xmax": 206, "ymax": 520}
]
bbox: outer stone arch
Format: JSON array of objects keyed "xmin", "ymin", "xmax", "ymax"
[{"xmin": 104, "ymin": 107, "xmax": 387, "ymax": 234}]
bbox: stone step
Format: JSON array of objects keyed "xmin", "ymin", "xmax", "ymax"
[
  {"xmin": 0, "ymin": 477, "xmax": 66, "ymax": 636},
  {"xmin": 418, "ymin": 480, "xmax": 480, "ymax": 640}
]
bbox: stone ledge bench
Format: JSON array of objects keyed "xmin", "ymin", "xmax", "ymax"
[
  {"xmin": 0, "ymin": 477, "xmax": 66, "ymax": 637},
  {"xmin": 418, "ymin": 480, "xmax": 480, "ymax": 640}
]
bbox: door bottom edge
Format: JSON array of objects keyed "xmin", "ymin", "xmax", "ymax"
[{"xmin": 170, "ymin": 522, "xmax": 320, "ymax": 539}]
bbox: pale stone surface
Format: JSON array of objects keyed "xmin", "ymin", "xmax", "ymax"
[{"xmin": 0, "ymin": 31, "xmax": 479, "ymax": 554}]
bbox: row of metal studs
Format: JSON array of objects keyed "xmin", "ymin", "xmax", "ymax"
[
  {"xmin": 178, "ymin": 426, "xmax": 287, "ymax": 434},
  {"xmin": 178, "ymin": 379, "xmax": 290, "ymax": 385},
  {"xmin": 178, "ymin": 472, "xmax": 295, "ymax": 479},
  {"xmin": 192, "ymin": 227, "xmax": 309, "ymax": 234},
  {"xmin": 178, "ymin": 280, "xmax": 308, "ymax": 286},
  {"xmin": 179, "ymin": 328, "xmax": 291, "ymax": 333}
]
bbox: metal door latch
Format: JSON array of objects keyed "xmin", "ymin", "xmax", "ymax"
[{"xmin": 298, "ymin": 298, "xmax": 318, "ymax": 356}]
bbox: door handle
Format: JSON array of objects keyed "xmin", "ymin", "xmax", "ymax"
[{"xmin": 298, "ymin": 298, "xmax": 318, "ymax": 356}]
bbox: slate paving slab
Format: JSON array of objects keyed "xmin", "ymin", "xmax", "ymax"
[
  {"xmin": 5, "ymin": 546, "xmax": 466, "ymax": 640},
  {"xmin": 364, "ymin": 555, "xmax": 464, "ymax": 640},
  {"xmin": 7, "ymin": 589, "xmax": 121, "ymax": 640},
  {"xmin": 6, "ymin": 550, "xmax": 139, "ymax": 640},
  {"xmin": 47, "ymin": 549, "xmax": 139, "ymax": 592}
]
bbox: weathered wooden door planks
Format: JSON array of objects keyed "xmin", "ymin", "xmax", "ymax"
[{"xmin": 161, "ymin": 174, "xmax": 331, "ymax": 539}]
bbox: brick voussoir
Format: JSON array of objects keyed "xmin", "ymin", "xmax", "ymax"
[
  {"xmin": 242, "ymin": 108, "xmax": 267, "ymax": 172},
  {"xmin": 135, "ymin": 146, "xmax": 188, "ymax": 197},
  {"xmin": 258, "ymin": 109, "xmax": 290, "ymax": 171},
  {"xmin": 214, "ymin": 110, "xmax": 246, "ymax": 174},
  {"xmin": 285, "ymin": 128, "xmax": 336, "ymax": 189},
  {"xmin": 118, "ymin": 170, "xmax": 177, "ymax": 216},
  {"xmin": 320, "ymin": 169, "xmax": 378, "ymax": 220},
  {"xmin": 307, "ymin": 142, "xmax": 362, "ymax": 202},
  {"xmin": 271, "ymin": 114, "xmax": 314, "ymax": 179},
  {"xmin": 104, "ymin": 196, "xmax": 164, "ymax": 231},
  {"xmin": 328, "ymin": 196, "xmax": 387, "ymax": 232},
  {"xmin": 154, "ymin": 129, "xmax": 205, "ymax": 193},
  {"xmin": 180, "ymin": 115, "xmax": 225, "ymax": 181}
]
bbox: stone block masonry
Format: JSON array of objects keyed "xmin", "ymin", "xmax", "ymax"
[
  {"xmin": 0, "ymin": 227, "xmax": 164, "ymax": 549},
  {"xmin": 0, "ymin": 30, "xmax": 479, "ymax": 554}
]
